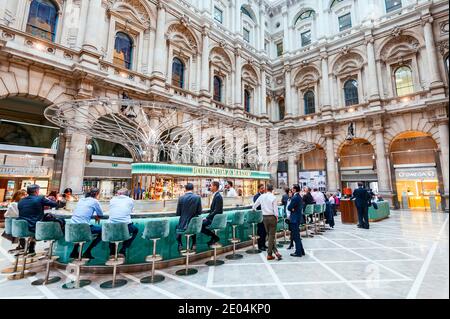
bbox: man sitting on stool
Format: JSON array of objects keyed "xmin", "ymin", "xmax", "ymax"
[
  {"xmin": 201, "ymin": 181, "xmax": 223, "ymax": 246},
  {"xmin": 176, "ymin": 183, "xmax": 202, "ymax": 251},
  {"xmin": 108, "ymin": 188, "xmax": 139, "ymax": 257}
]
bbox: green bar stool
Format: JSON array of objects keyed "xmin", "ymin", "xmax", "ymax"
[
  {"xmin": 175, "ymin": 217, "xmax": 203, "ymax": 276},
  {"xmin": 245, "ymin": 210, "xmax": 263, "ymax": 254},
  {"xmin": 8, "ymin": 219, "xmax": 36, "ymax": 280},
  {"xmin": 225, "ymin": 211, "xmax": 245, "ymax": 260},
  {"xmin": 31, "ymin": 221, "xmax": 64, "ymax": 286},
  {"xmin": 313, "ymin": 204, "xmax": 323, "ymax": 234},
  {"xmin": 100, "ymin": 222, "xmax": 131, "ymax": 289},
  {"xmin": 62, "ymin": 223, "xmax": 93, "ymax": 289},
  {"xmin": 4, "ymin": 217, "xmax": 18, "ymax": 254},
  {"xmin": 276, "ymin": 208, "xmax": 285, "ymax": 248},
  {"xmin": 141, "ymin": 219, "xmax": 170, "ymax": 284},
  {"xmin": 205, "ymin": 214, "xmax": 228, "ymax": 267},
  {"xmin": 1, "ymin": 217, "xmax": 28, "ymax": 275},
  {"xmin": 302, "ymin": 205, "xmax": 315, "ymax": 238}
]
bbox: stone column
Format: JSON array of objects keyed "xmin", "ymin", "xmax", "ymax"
[
  {"xmin": 366, "ymin": 36, "xmax": 380, "ymax": 101},
  {"xmin": 325, "ymin": 130, "xmax": 337, "ymax": 192},
  {"xmin": 200, "ymin": 26, "xmax": 211, "ymax": 97},
  {"xmin": 282, "ymin": 9, "xmax": 289, "ymax": 54},
  {"xmin": 284, "ymin": 64, "xmax": 293, "ymax": 116},
  {"xmin": 320, "ymin": 53, "xmax": 331, "ymax": 109},
  {"xmin": 422, "ymin": 16, "xmax": 443, "ymax": 88},
  {"xmin": 152, "ymin": 3, "xmax": 167, "ymax": 84},
  {"xmin": 234, "ymin": 49, "xmax": 242, "ymax": 108},
  {"xmin": 260, "ymin": 65, "xmax": 267, "ymax": 116},
  {"xmin": 437, "ymin": 118, "xmax": 449, "ymax": 211},
  {"xmin": 82, "ymin": 0, "xmax": 102, "ymax": 52},
  {"xmin": 259, "ymin": 7, "xmax": 266, "ymax": 52},
  {"xmin": 288, "ymin": 153, "xmax": 298, "ymax": 187}
]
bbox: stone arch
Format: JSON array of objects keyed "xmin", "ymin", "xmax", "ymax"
[
  {"xmin": 334, "ymin": 122, "xmax": 376, "ymax": 156},
  {"xmin": 112, "ymin": 0, "xmax": 156, "ymax": 29},
  {"xmin": 166, "ymin": 23, "xmax": 199, "ymax": 53},
  {"xmin": 293, "ymin": 8, "xmax": 316, "ymax": 26},
  {"xmin": 241, "ymin": 4, "xmax": 258, "ymax": 24},
  {"xmin": 331, "ymin": 51, "xmax": 365, "ymax": 76},
  {"xmin": 293, "ymin": 65, "xmax": 321, "ymax": 86},
  {"xmin": 242, "ymin": 64, "xmax": 259, "ymax": 86},
  {"xmin": 210, "ymin": 46, "xmax": 233, "ymax": 73},
  {"xmin": 297, "ymin": 129, "xmax": 326, "ymax": 150},
  {"xmin": 377, "ymin": 33, "xmax": 424, "ymax": 61},
  {"xmin": 383, "ymin": 112, "xmax": 441, "ymax": 152}
]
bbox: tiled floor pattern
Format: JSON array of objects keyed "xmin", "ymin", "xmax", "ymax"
[{"xmin": 0, "ymin": 210, "xmax": 448, "ymax": 299}]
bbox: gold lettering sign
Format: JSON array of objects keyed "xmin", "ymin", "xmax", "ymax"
[{"xmin": 192, "ymin": 167, "xmax": 252, "ymax": 178}]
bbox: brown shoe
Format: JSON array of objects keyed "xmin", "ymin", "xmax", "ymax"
[
  {"xmin": 267, "ymin": 255, "xmax": 275, "ymax": 261},
  {"xmin": 275, "ymin": 253, "xmax": 283, "ymax": 260}
]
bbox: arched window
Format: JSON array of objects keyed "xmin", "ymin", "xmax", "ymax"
[
  {"xmin": 344, "ymin": 80, "xmax": 359, "ymax": 106},
  {"xmin": 394, "ymin": 66, "xmax": 414, "ymax": 96},
  {"xmin": 294, "ymin": 10, "xmax": 315, "ymax": 26},
  {"xmin": 244, "ymin": 89, "xmax": 251, "ymax": 113},
  {"xmin": 304, "ymin": 91, "xmax": 315, "ymax": 115},
  {"xmin": 26, "ymin": 0, "xmax": 58, "ymax": 42},
  {"xmin": 172, "ymin": 58, "xmax": 185, "ymax": 88},
  {"xmin": 213, "ymin": 76, "xmax": 223, "ymax": 102},
  {"xmin": 113, "ymin": 32, "xmax": 133, "ymax": 69},
  {"xmin": 278, "ymin": 99, "xmax": 285, "ymax": 120},
  {"xmin": 241, "ymin": 6, "xmax": 254, "ymax": 21}
]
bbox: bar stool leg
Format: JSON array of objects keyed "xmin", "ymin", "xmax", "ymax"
[
  {"xmin": 226, "ymin": 225, "xmax": 243, "ymax": 260},
  {"xmin": 32, "ymin": 240, "xmax": 61, "ymax": 286},
  {"xmin": 62, "ymin": 242, "xmax": 91, "ymax": 289},
  {"xmin": 8, "ymin": 238, "xmax": 35, "ymax": 280},
  {"xmin": 141, "ymin": 239, "xmax": 165, "ymax": 284},
  {"xmin": 100, "ymin": 242, "xmax": 127, "ymax": 289},
  {"xmin": 176, "ymin": 235, "xmax": 198, "ymax": 276},
  {"xmin": 246, "ymin": 223, "xmax": 261, "ymax": 254},
  {"xmin": 206, "ymin": 230, "xmax": 224, "ymax": 266}
]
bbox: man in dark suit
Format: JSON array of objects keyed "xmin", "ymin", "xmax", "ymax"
[
  {"xmin": 253, "ymin": 184, "xmax": 267, "ymax": 251},
  {"xmin": 352, "ymin": 182, "xmax": 371, "ymax": 229},
  {"xmin": 176, "ymin": 183, "xmax": 203, "ymax": 251},
  {"xmin": 287, "ymin": 184, "xmax": 306, "ymax": 257},
  {"xmin": 200, "ymin": 181, "xmax": 223, "ymax": 246},
  {"xmin": 18, "ymin": 184, "xmax": 59, "ymax": 254}
]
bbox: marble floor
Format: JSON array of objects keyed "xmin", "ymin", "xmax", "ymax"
[{"xmin": 0, "ymin": 210, "xmax": 448, "ymax": 299}]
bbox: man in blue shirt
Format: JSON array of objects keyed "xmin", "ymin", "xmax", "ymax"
[
  {"xmin": 69, "ymin": 188, "xmax": 104, "ymax": 259},
  {"xmin": 108, "ymin": 188, "xmax": 138, "ymax": 257}
]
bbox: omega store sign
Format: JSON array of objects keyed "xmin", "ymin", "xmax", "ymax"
[
  {"xmin": 0, "ymin": 165, "xmax": 50, "ymax": 177},
  {"xmin": 395, "ymin": 167, "xmax": 437, "ymax": 180}
]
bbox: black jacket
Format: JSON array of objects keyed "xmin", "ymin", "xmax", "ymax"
[
  {"xmin": 352, "ymin": 187, "xmax": 371, "ymax": 208},
  {"xmin": 253, "ymin": 192, "xmax": 262, "ymax": 210},
  {"xmin": 303, "ymin": 192, "xmax": 315, "ymax": 206},
  {"xmin": 206, "ymin": 192, "xmax": 223, "ymax": 222},
  {"xmin": 287, "ymin": 193, "xmax": 303, "ymax": 224},
  {"xmin": 176, "ymin": 192, "xmax": 202, "ymax": 231},
  {"xmin": 18, "ymin": 195, "xmax": 58, "ymax": 231}
]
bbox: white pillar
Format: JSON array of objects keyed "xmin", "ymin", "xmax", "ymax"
[
  {"xmin": 235, "ymin": 50, "xmax": 242, "ymax": 107},
  {"xmin": 61, "ymin": 132, "xmax": 87, "ymax": 194},
  {"xmin": 366, "ymin": 37, "xmax": 380, "ymax": 100},
  {"xmin": 200, "ymin": 27, "xmax": 210, "ymax": 94},
  {"xmin": 152, "ymin": 3, "xmax": 167, "ymax": 78},
  {"xmin": 288, "ymin": 154, "xmax": 298, "ymax": 187},
  {"xmin": 284, "ymin": 65, "xmax": 293, "ymax": 116},
  {"xmin": 422, "ymin": 16, "xmax": 443, "ymax": 87},
  {"xmin": 282, "ymin": 9, "xmax": 289, "ymax": 53},
  {"xmin": 326, "ymin": 134, "xmax": 337, "ymax": 192},
  {"xmin": 321, "ymin": 53, "xmax": 331, "ymax": 108},
  {"xmin": 260, "ymin": 66, "xmax": 267, "ymax": 115},
  {"xmin": 374, "ymin": 128, "xmax": 391, "ymax": 194},
  {"xmin": 82, "ymin": 0, "xmax": 102, "ymax": 51},
  {"xmin": 438, "ymin": 120, "xmax": 449, "ymax": 210},
  {"xmin": 259, "ymin": 7, "xmax": 266, "ymax": 52}
]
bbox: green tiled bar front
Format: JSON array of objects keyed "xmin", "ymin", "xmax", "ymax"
[
  {"xmin": 53, "ymin": 208, "xmax": 286, "ymax": 266},
  {"xmin": 369, "ymin": 201, "xmax": 390, "ymax": 221}
]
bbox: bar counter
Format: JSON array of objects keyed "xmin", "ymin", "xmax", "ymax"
[{"xmin": 52, "ymin": 206, "xmax": 286, "ymax": 270}]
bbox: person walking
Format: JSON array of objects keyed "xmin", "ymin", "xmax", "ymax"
[
  {"xmin": 253, "ymin": 184, "xmax": 267, "ymax": 251},
  {"xmin": 175, "ymin": 183, "xmax": 203, "ymax": 251},
  {"xmin": 351, "ymin": 182, "xmax": 371, "ymax": 229},
  {"xmin": 287, "ymin": 184, "xmax": 306, "ymax": 257},
  {"xmin": 253, "ymin": 185, "xmax": 282, "ymax": 261}
]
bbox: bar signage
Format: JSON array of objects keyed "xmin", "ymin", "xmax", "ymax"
[
  {"xmin": 0, "ymin": 165, "xmax": 49, "ymax": 177},
  {"xmin": 131, "ymin": 163, "xmax": 271, "ymax": 180}
]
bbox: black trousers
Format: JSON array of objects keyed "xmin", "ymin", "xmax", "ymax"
[
  {"xmin": 176, "ymin": 219, "xmax": 217, "ymax": 247},
  {"xmin": 356, "ymin": 205, "xmax": 370, "ymax": 228},
  {"xmin": 109, "ymin": 223, "xmax": 139, "ymax": 254},
  {"xmin": 257, "ymin": 222, "xmax": 267, "ymax": 249},
  {"xmin": 290, "ymin": 222, "xmax": 305, "ymax": 256}
]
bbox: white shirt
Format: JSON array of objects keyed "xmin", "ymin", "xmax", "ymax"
[
  {"xmin": 285, "ymin": 199, "xmax": 291, "ymax": 219},
  {"xmin": 108, "ymin": 195, "xmax": 134, "ymax": 224},
  {"xmin": 227, "ymin": 187, "xmax": 238, "ymax": 197},
  {"xmin": 311, "ymin": 191, "xmax": 326, "ymax": 205},
  {"xmin": 5, "ymin": 202, "xmax": 19, "ymax": 218},
  {"xmin": 253, "ymin": 192, "xmax": 278, "ymax": 217},
  {"xmin": 329, "ymin": 196, "xmax": 335, "ymax": 205}
]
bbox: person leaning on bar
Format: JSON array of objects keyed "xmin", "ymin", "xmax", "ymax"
[
  {"xmin": 107, "ymin": 188, "xmax": 139, "ymax": 258},
  {"xmin": 69, "ymin": 188, "xmax": 104, "ymax": 259},
  {"xmin": 176, "ymin": 183, "xmax": 203, "ymax": 251}
]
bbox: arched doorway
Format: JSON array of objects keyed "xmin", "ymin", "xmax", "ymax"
[
  {"xmin": 390, "ymin": 131, "xmax": 441, "ymax": 210},
  {"xmin": 338, "ymin": 138, "xmax": 377, "ymax": 196},
  {"xmin": 298, "ymin": 145, "xmax": 326, "ymax": 192}
]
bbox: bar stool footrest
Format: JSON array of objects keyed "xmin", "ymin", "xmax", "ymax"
[
  {"xmin": 145, "ymin": 255, "xmax": 163, "ymax": 262},
  {"xmin": 141, "ymin": 274, "xmax": 165, "ymax": 284}
]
